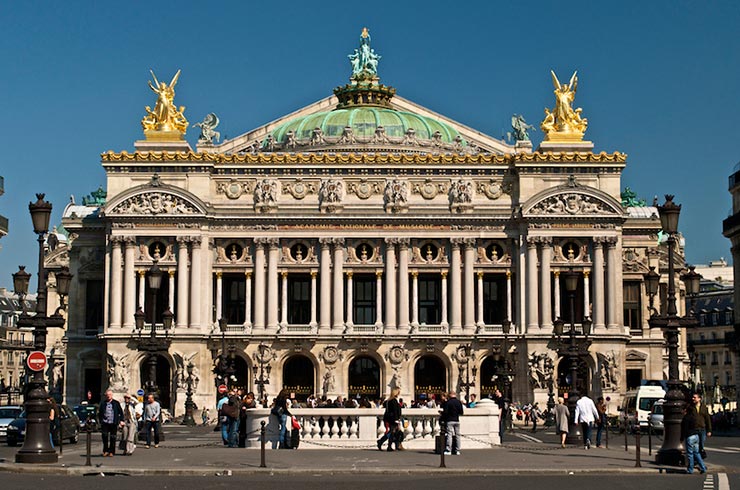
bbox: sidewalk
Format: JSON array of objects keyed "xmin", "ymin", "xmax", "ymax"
[{"xmin": 0, "ymin": 426, "xmax": 727, "ymax": 476}]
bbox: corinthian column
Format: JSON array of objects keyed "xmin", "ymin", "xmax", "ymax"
[
  {"xmin": 176, "ymin": 237, "xmax": 189, "ymax": 328},
  {"xmin": 592, "ymin": 238, "xmax": 606, "ymax": 332},
  {"xmin": 319, "ymin": 238, "xmax": 332, "ymax": 333},
  {"xmin": 280, "ymin": 271, "xmax": 288, "ymax": 327},
  {"xmin": 375, "ymin": 271, "xmax": 383, "ymax": 328},
  {"xmin": 506, "ymin": 270, "xmax": 512, "ymax": 323},
  {"xmin": 137, "ymin": 270, "xmax": 145, "ymax": 311},
  {"xmin": 462, "ymin": 238, "xmax": 476, "ymax": 333},
  {"xmin": 553, "ymin": 271, "xmax": 561, "ymax": 319},
  {"xmin": 397, "ymin": 238, "xmax": 410, "ymax": 333},
  {"xmin": 253, "ymin": 239, "xmax": 266, "ymax": 331},
  {"xmin": 189, "ymin": 236, "xmax": 202, "ymax": 329},
  {"xmin": 122, "ymin": 236, "xmax": 137, "ymax": 329},
  {"xmin": 525, "ymin": 236, "xmax": 539, "ymax": 331},
  {"xmin": 310, "ymin": 271, "xmax": 318, "ymax": 328},
  {"xmin": 168, "ymin": 270, "xmax": 175, "ymax": 311},
  {"xmin": 540, "ymin": 237, "xmax": 553, "ymax": 332},
  {"xmin": 266, "ymin": 238, "xmax": 280, "ymax": 332},
  {"xmin": 109, "ymin": 237, "xmax": 123, "ymax": 329},
  {"xmin": 384, "ymin": 238, "xmax": 397, "ymax": 330},
  {"xmin": 441, "ymin": 271, "xmax": 449, "ymax": 329},
  {"xmin": 583, "ymin": 270, "xmax": 591, "ymax": 320},
  {"xmin": 411, "ymin": 271, "xmax": 419, "ymax": 327},
  {"xmin": 215, "ymin": 271, "xmax": 223, "ymax": 322},
  {"xmin": 245, "ymin": 271, "xmax": 252, "ymax": 329},
  {"xmin": 450, "ymin": 238, "xmax": 463, "ymax": 334},
  {"xmin": 332, "ymin": 238, "xmax": 345, "ymax": 331},
  {"xmin": 476, "ymin": 271, "xmax": 484, "ymax": 328},
  {"xmin": 605, "ymin": 237, "xmax": 619, "ymax": 331},
  {"xmin": 345, "ymin": 271, "xmax": 354, "ymax": 328}
]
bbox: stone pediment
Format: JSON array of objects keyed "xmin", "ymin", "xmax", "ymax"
[
  {"xmin": 522, "ymin": 181, "xmax": 624, "ymax": 219},
  {"xmin": 104, "ymin": 181, "xmax": 207, "ymax": 217},
  {"xmin": 625, "ymin": 349, "xmax": 648, "ymax": 362}
]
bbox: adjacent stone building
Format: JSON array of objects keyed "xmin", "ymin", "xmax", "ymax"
[{"xmin": 59, "ymin": 33, "xmax": 688, "ymax": 414}]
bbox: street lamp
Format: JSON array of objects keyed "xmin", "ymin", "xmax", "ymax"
[
  {"xmin": 14, "ymin": 194, "xmax": 69, "ymax": 464},
  {"xmin": 552, "ymin": 268, "xmax": 592, "ymax": 445},
  {"xmin": 645, "ymin": 195, "xmax": 701, "ymax": 466},
  {"xmin": 253, "ymin": 343, "xmax": 272, "ymax": 407},
  {"xmin": 182, "ymin": 362, "xmax": 196, "ymax": 427},
  {"xmin": 492, "ymin": 319, "xmax": 515, "ymax": 428},
  {"xmin": 132, "ymin": 260, "xmax": 173, "ymax": 397}
]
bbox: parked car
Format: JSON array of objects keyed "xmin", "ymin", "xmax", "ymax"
[
  {"xmin": 648, "ymin": 398, "xmax": 664, "ymax": 433},
  {"xmin": 73, "ymin": 403, "xmax": 99, "ymax": 429},
  {"xmin": 0, "ymin": 406, "xmax": 23, "ymax": 441},
  {"xmin": 6, "ymin": 404, "xmax": 80, "ymax": 446}
]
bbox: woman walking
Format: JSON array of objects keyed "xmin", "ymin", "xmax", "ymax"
[
  {"xmin": 554, "ymin": 397, "xmax": 570, "ymax": 448},
  {"xmin": 377, "ymin": 388, "xmax": 402, "ymax": 452},
  {"xmin": 272, "ymin": 389, "xmax": 291, "ymax": 449}
]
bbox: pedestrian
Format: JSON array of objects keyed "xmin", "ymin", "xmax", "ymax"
[
  {"xmin": 221, "ymin": 390, "xmax": 240, "ymax": 448},
  {"xmin": 492, "ymin": 389, "xmax": 507, "ymax": 441},
  {"xmin": 201, "ymin": 406, "xmax": 209, "ymax": 426},
  {"xmin": 217, "ymin": 391, "xmax": 229, "ymax": 444},
  {"xmin": 681, "ymin": 407, "xmax": 707, "ymax": 474},
  {"xmin": 143, "ymin": 393, "xmax": 161, "ymax": 448},
  {"xmin": 467, "ymin": 394, "xmax": 477, "ymax": 408},
  {"xmin": 574, "ymin": 393, "xmax": 599, "ymax": 449},
  {"xmin": 689, "ymin": 392, "xmax": 712, "ymax": 458},
  {"xmin": 531, "ymin": 402, "xmax": 540, "ymax": 433},
  {"xmin": 442, "ymin": 391, "xmax": 464, "ymax": 455},
  {"xmin": 48, "ymin": 397, "xmax": 58, "ymax": 448},
  {"xmin": 121, "ymin": 394, "xmax": 138, "ymax": 455},
  {"xmin": 554, "ymin": 397, "xmax": 570, "ymax": 448},
  {"xmin": 595, "ymin": 396, "xmax": 607, "ymax": 448},
  {"xmin": 272, "ymin": 389, "xmax": 291, "ymax": 449},
  {"xmin": 238, "ymin": 392, "xmax": 256, "ymax": 447},
  {"xmin": 377, "ymin": 387, "xmax": 402, "ymax": 452},
  {"xmin": 97, "ymin": 389, "xmax": 124, "ymax": 456}
]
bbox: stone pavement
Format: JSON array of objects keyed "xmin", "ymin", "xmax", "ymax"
[{"xmin": 0, "ymin": 425, "xmax": 728, "ymax": 476}]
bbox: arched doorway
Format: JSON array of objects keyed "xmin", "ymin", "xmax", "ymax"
[
  {"xmin": 348, "ymin": 356, "xmax": 380, "ymax": 400},
  {"xmin": 230, "ymin": 356, "xmax": 249, "ymax": 393},
  {"xmin": 139, "ymin": 354, "xmax": 171, "ymax": 408},
  {"xmin": 557, "ymin": 355, "xmax": 589, "ymax": 398},
  {"xmin": 282, "ymin": 355, "xmax": 314, "ymax": 402},
  {"xmin": 480, "ymin": 356, "xmax": 507, "ymax": 399},
  {"xmin": 414, "ymin": 355, "xmax": 446, "ymax": 402}
]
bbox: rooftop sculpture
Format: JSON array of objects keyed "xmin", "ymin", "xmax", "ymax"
[
  {"xmin": 540, "ymin": 71, "xmax": 588, "ymax": 142},
  {"xmin": 141, "ymin": 70, "xmax": 188, "ymax": 140}
]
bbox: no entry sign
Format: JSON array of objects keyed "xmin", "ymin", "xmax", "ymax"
[
  {"xmin": 27, "ymin": 351, "xmax": 47, "ymax": 372},
  {"xmin": 218, "ymin": 384, "xmax": 228, "ymax": 394}
]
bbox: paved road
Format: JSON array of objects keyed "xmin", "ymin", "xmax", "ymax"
[{"xmin": 0, "ymin": 473, "xmax": 735, "ymax": 490}]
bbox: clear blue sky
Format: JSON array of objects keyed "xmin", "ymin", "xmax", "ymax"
[{"xmin": 2, "ymin": 1, "xmax": 739, "ymax": 289}]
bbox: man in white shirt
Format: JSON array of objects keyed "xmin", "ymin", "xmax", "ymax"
[{"xmin": 574, "ymin": 394, "xmax": 599, "ymax": 449}]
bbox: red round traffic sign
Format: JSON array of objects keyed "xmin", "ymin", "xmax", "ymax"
[
  {"xmin": 218, "ymin": 384, "xmax": 228, "ymax": 394},
  {"xmin": 27, "ymin": 351, "xmax": 47, "ymax": 372}
]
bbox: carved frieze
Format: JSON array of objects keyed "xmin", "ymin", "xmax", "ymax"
[
  {"xmin": 254, "ymin": 178, "xmax": 279, "ymax": 212},
  {"xmin": 109, "ymin": 192, "xmax": 199, "ymax": 215},
  {"xmin": 319, "ymin": 178, "xmax": 344, "ymax": 213},
  {"xmin": 384, "ymin": 178, "xmax": 409, "ymax": 213},
  {"xmin": 412, "ymin": 179, "xmax": 448, "ymax": 200},
  {"xmin": 282, "ymin": 179, "xmax": 317, "ymax": 200},
  {"xmin": 217, "ymin": 179, "xmax": 252, "ymax": 200},
  {"xmin": 348, "ymin": 179, "xmax": 381, "ymax": 200},
  {"xmin": 476, "ymin": 179, "xmax": 510, "ymax": 200},
  {"xmin": 529, "ymin": 192, "xmax": 612, "ymax": 215},
  {"xmin": 449, "ymin": 179, "xmax": 474, "ymax": 213}
]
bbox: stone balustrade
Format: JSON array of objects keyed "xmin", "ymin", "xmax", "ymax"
[{"xmin": 243, "ymin": 398, "xmax": 500, "ymax": 449}]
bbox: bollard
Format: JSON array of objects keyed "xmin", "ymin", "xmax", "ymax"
[
  {"xmin": 439, "ymin": 422, "xmax": 446, "ymax": 468},
  {"xmin": 647, "ymin": 418, "xmax": 652, "ymax": 456},
  {"xmin": 624, "ymin": 416, "xmax": 628, "ymax": 452},
  {"xmin": 605, "ymin": 417, "xmax": 609, "ymax": 449},
  {"xmin": 635, "ymin": 431, "xmax": 641, "ymax": 467},
  {"xmin": 85, "ymin": 425, "xmax": 92, "ymax": 467},
  {"xmin": 260, "ymin": 420, "xmax": 266, "ymax": 468},
  {"xmin": 58, "ymin": 423, "xmax": 63, "ymax": 456}
]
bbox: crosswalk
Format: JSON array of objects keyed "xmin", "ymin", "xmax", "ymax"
[
  {"xmin": 704, "ymin": 473, "xmax": 731, "ymax": 490},
  {"xmin": 706, "ymin": 446, "xmax": 740, "ymax": 454}
]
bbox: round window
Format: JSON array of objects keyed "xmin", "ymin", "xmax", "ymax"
[
  {"xmin": 355, "ymin": 243, "xmax": 372, "ymax": 261},
  {"xmin": 227, "ymin": 243, "xmax": 243, "ymax": 261},
  {"xmin": 486, "ymin": 243, "xmax": 504, "ymax": 262},
  {"xmin": 148, "ymin": 241, "xmax": 166, "ymax": 260},
  {"xmin": 561, "ymin": 242, "xmax": 581, "ymax": 260},
  {"xmin": 290, "ymin": 243, "xmax": 308, "ymax": 262},
  {"xmin": 422, "ymin": 243, "xmax": 438, "ymax": 262}
]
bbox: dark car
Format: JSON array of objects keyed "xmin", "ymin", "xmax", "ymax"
[
  {"xmin": 0, "ymin": 406, "xmax": 23, "ymax": 440},
  {"xmin": 6, "ymin": 404, "xmax": 80, "ymax": 446},
  {"xmin": 73, "ymin": 404, "xmax": 99, "ymax": 429}
]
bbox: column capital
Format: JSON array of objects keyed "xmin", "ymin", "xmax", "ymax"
[
  {"xmin": 554, "ymin": 270, "xmax": 560, "ymax": 277},
  {"xmin": 506, "ymin": 270, "xmax": 511, "ymax": 279},
  {"xmin": 397, "ymin": 237, "xmax": 410, "ymax": 249},
  {"xmin": 476, "ymin": 270, "xmax": 484, "ymax": 279},
  {"xmin": 215, "ymin": 271, "xmax": 222, "ymax": 279},
  {"xmin": 331, "ymin": 237, "xmax": 345, "ymax": 247},
  {"xmin": 538, "ymin": 236, "xmax": 553, "ymax": 246},
  {"xmin": 410, "ymin": 270, "xmax": 418, "ymax": 278},
  {"xmin": 311, "ymin": 271, "xmax": 318, "ymax": 278},
  {"xmin": 450, "ymin": 237, "xmax": 464, "ymax": 249},
  {"xmin": 123, "ymin": 235, "xmax": 137, "ymax": 246},
  {"xmin": 319, "ymin": 237, "xmax": 333, "ymax": 247},
  {"xmin": 189, "ymin": 236, "xmax": 202, "ymax": 247},
  {"xmin": 110, "ymin": 235, "xmax": 125, "ymax": 245},
  {"xmin": 281, "ymin": 270, "xmax": 288, "ymax": 278},
  {"xmin": 441, "ymin": 270, "xmax": 448, "ymax": 278},
  {"xmin": 266, "ymin": 237, "xmax": 280, "ymax": 249},
  {"xmin": 346, "ymin": 271, "xmax": 353, "ymax": 278},
  {"xmin": 245, "ymin": 271, "xmax": 252, "ymax": 279},
  {"xmin": 375, "ymin": 270, "xmax": 383, "ymax": 278},
  {"xmin": 138, "ymin": 269, "xmax": 146, "ymax": 277},
  {"xmin": 526, "ymin": 236, "xmax": 538, "ymax": 247},
  {"xmin": 583, "ymin": 270, "xmax": 590, "ymax": 278},
  {"xmin": 176, "ymin": 235, "xmax": 191, "ymax": 245},
  {"xmin": 605, "ymin": 236, "xmax": 618, "ymax": 247},
  {"xmin": 463, "ymin": 237, "xmax": 477, "ymax": 249}
]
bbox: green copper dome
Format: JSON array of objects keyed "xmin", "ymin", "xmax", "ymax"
[{"xmin": 269, "ymin": 107, "xmax": 465, "ymax": 145}]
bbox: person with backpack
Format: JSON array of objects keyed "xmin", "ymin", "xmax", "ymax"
[
  {"xmin": 221, "ymin": 390, "xmax": 241, "ymax": 448},
  {"xmin": 271, "ymin": 389, "xmax": 291, "ymax": 449},
  {"xmin": 442, "ymin": 391, "xmax": 464, "ymax": 455}
]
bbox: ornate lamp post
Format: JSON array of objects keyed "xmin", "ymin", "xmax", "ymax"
[
  {"xmin": 253, "ymin": 342, "xmax": 272, "ymax": 407},
  {"xmin": 14, "ymin": 194, "xmax": 71, "ymax": 464},
  {"xmin": 213, "ymin": 318, "xmax": 236, "ymax": 391},
  {"xmin": 492, "ymin": 319, "xmax": 515, "ymax": 428},
  {"xmin": 552, "ymin": 268, "xmax": 592, "ymax": 445},
  {"xmin": 182, "ymin": 362, "xmax": 196, "ymax": 427},
  {"xmin": 132, "ymin": 260, "xmax": 173, "ymax": 397},
  {"xmin": 645, "ymin": 195, "xmax": 701, "ymax": 466}
]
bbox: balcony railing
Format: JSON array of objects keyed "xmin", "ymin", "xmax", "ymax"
[{"xmin": 243, "ymin": 402, "xmax": 501, "ymax": 449}]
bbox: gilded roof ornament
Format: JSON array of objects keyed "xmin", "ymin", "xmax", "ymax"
[
  {"xmin": 540, "ymin": 71, "xmax": 588, "ymax": 142},
  {"xmin": 141, "ymin": 70, "xmax": 188, "ymax": 141}
]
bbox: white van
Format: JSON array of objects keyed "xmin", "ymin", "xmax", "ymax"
[{"xmin": 621, "ymin": 385, "xmax": 666, "ymax": 430}]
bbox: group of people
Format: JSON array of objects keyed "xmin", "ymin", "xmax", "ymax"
[
  {"xmin": 217, "ymin": 389, "xmax": 258, "ymax": 448},
  {"xmin": 96, "ymin": 389, "xmax": 162, "ymax": 457}
]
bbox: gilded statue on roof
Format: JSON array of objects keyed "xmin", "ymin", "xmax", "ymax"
[
  {"xmin": 541, "ymin": 70, "xmax": 588, "ymax": 141},
  {"xmin": 348, "ymin": 27, "xmax": 381, "ymax": 78},
  {"xmin": 141, "ymin": 70, "xmax": 188, "ymax": 138}
]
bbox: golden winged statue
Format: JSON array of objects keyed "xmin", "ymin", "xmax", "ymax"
[
  {"xmin": 541, "ymin": 70, "xmax": 588, "ymax": 141},
  {"xmin": 141, "ymin": 70, "xmax": 188, "ymax": 139}
]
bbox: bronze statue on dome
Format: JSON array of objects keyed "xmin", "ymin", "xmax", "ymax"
[
  {"xmin": 348, "ymin": 27, "xmax": 381, "ymax": 79},
  {"xmin": 141, "ymin": 69, "xmax": 188, "ymax": 136},
  {"xmin": 541, "ymin": 70, "xmax": 588, "ymax": 141}
]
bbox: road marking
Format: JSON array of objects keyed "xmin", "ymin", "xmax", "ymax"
[
  {"xmin": 718, "ymin": 472, "xmax": 729, "ymax": 490},
  {"xmin": 706, "ymin": 447, "xmax": 738, "ymax": 454},
  {"xmin": 703, "ymin": 473, "xmax": 714, "ymax": 490},
  {"xmin": 513, "ymin": 432, "xmax": 543, "ymax": 443}
]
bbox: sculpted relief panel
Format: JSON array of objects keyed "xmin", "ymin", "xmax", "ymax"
[{"xmin": 109, "ymin": 192, "xmax": 199, "ymax": 215}]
